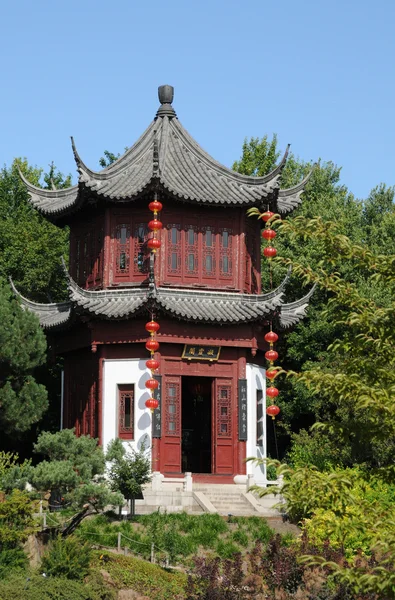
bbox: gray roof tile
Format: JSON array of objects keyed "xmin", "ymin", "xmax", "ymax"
[{"xmin": 20, "ymin": 88, "xmax": 311, "ymax": 218}]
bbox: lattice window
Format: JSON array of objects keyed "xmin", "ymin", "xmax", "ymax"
[
  {"xmin": 217, "ymin": 384, "xmax": 232, "ymax": 438},
  {"xmin": 167, "ymin": 225, "xmax": 181, "ymax": 275},
  {"xmin": 75, "ymin": 238, "xmax": 81, "ymax": 283},
  {"xmin": 203, "ymin": 226, "xmax": 216, "ymax": 277},
  {"xmin": 116, "ymin": 223, "xmax": 131, "ymax": 275},
  {"xmin": 219, "ymin": 228, "xmax": 232, "ymax": 278},
  {"xmin": 165, "ymin": 379, "xmax": 180, "ymax": 436},
  {"xmin": 95, "ymin": 227, "xmax": 104, "ymax": 282},
  {"xmin": 118, "ymin": 384, "xmax": 134, "ymax": 440},
  {"xmin": 256, "ymin": 389, "xmax": 264, "ymax": 447},
  {"xmin": 185, "ymin": 225, "xmax": 198, "ymax": 275},
  {"xmin": 133, "ymin": 223, "xmax": 148, "ymax": 275}
]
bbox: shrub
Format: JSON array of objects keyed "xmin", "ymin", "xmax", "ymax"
[
  {"xmin": 0, "ymin": 573, "xmax": 113, "ymax": 600},
  {"xmin": 0, "ymin": 548, "xmax": 27, "ymax": 579},
  {"xmin": 216, "ymin": 539, "xmax": 241, "ymax": 559},
  {"xmin": 0, "ymin": 489, "xmax": 36, "ymax": 550},
  {"xmin": 41, "ymin": 535, "xmax": 92, "ymax": 580},
  {"xmin": 92, "ymin": 552, "xmax": 187, "ymax": 600}
]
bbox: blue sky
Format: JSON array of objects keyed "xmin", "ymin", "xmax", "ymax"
[{"xmin": 0, "ymin": 0, "xmax": 394, "ymax": 199}]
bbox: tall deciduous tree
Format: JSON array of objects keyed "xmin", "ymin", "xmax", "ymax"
[
  {"xmin": 236, "ymin": 136, "xmax": 394, "ymax": 466},
  {"xmin": 0, "ymin": 159, "xmax": 70, "ymax": 302}
]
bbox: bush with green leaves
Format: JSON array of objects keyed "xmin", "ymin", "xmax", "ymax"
[
  {"xmin": 106, "ymin": 438, "xmax": 151, "ymax": 515},
  {"xmin": 0, "ymin": 490, "xmax": 36, "ymax": 578},
  {"xmin": 0, "ymin": 573, "xmax": 114, "ymax": 600},
  {"xmin": 91, "ymin": 551, "xmax": 186, "ymax": 600},
  {"xmin": 0, "ymin": 489, "xmax": 36, "ymax": 551},
  {"xmin": 41, "ymin": 535, "xmax": 92, "ymax": 580}
]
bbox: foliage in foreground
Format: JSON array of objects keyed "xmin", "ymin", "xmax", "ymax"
[
  {"xmin": 247, "ymin": 210, "xmax": 395, "ymax": 597},
  {"xmin": 0, "ymin": 572, "xmax": 114, "ymax": 600},
  {"xmin": 186, "ymin": 536, "xmax": 382, "ymax": 600},
  {"xmin": 41, "ymin": 535, "xmax": 92, "ymax": 580},
  {"xmin": 91, "ymin": 551, "xmax": 186, "ymax": 599}
]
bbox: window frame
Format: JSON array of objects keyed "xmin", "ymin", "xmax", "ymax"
[{"xmin": 117, "ymin": 384, "xmax": 135, "ymax": 440}]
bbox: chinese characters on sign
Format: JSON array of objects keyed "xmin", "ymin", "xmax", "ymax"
[
  {"xmin": 238, "ymin": 379, "xmax": 248, "ymax": 441},
  {"xmin": 182, "ymin": 345, "xmax": 221, "ymax": 361},
  {"xmin": 152, "ymin": 375, "xmax": 162, "ymax": 438}
]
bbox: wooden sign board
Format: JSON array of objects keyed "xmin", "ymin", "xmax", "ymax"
[{"xmin": 182, "ymin": 345, "xmax": 221, "ymax": 361}]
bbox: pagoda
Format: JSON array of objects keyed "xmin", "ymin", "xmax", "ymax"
[{"xmin": 15, "ymin": 85, "xmax": 313, "ymax": 484}]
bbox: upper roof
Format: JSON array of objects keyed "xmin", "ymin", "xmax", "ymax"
[{"xmin": 20, "ymin": 85, "xmax": 312, "ymax": 220}]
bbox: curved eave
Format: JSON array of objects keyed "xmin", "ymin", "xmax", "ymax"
[
  {"xmin": 61, "ymin": 264, "xmax": 292, "ymax": 324},
  {"xmin": 9, "ymin": 278, "xmax": 72, "ymax": 329},
  {"xmin": 277, "ymin": 166, "xmax": 315, "ymax": 214},
  {"xmin": 65, "ymin": 272, "xmax": 149, "ymax": 318},
  {"xmin": 279, "ymin": 284, "xmax": 316, "ymax": 328},
  {"xmin": 169, "ymin": 119, "xmax": 290, "ymax": 187},
  {"xmin": 18, "ymin": 168, "xmax": 80, "ymax": 217}
]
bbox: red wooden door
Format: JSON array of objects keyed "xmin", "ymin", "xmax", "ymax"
[
  {"xmin": 162, "ymin": 376, "xmax": 182, "ymax": 473},
  {"xmin": 212, "ymin": 379, "xmax": 234, "ymax": 474}
]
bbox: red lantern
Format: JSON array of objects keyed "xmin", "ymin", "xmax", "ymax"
[
  {"xmin": 262, "ymin": 211, "xmax": 275, "ymax": 222},
  {"xmin": 266, "ymin": 386, "xmax": 279, "ymax": 398},
  {"xmin": 146, "ymin": 358, "xmax": 160, "ymax": 371},
  {"xmin": 148, "ymin": 200, "xmax": 163, "ymax": 213},
  {"xmin": 264, "ymin": 246, "xmax": 277, "ymax": 258},
  {"xmin": 262, "ymin": 229, "xmax": 276, "ymax": 240},
  {"xmin": 265, "ymin": 350, "xmax": 279, "ymax": 362},
  {"xmin": 145, "ymin": 397, "xmax": 159, "ymax": 411},
  {"xmin": 147, "ymin": 238, "xmax": 161, "ymax": 251},
  {"xmin": 145, "ymin": 320, "xmax": 160, "ymax": 334},
  {"xmin": 145, "ymin": 378, "xmax": 159, "ymax": 390},
  {"xmin": 148, "ymin": 219, "xmax": 163, "ymax": 231},
  {"xmin": 264, "ymin": 331, "xmax": 279, "ymax": 344},
  {"xmin": 146, "ymin": 339, "xmax": 159, "ymax": 353},
  {"xmin": 266, "ymin": 369, "xmax": 277, "ymax": 380},
  {"xmin": 266, "ymin": 405, "xmax": 280, "ymax": 419}
]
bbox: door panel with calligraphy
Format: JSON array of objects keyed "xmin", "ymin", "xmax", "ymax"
[
  {"xmin": 213, "ymin": 379, "xmax": 234, "ymax": 474},
  {"xmin": 162, "ymin": 376, "xmax": 182, "ymax": 473}
]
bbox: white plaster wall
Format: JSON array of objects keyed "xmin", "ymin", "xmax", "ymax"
[
  {"xmin": 246, "ymin": 363, "xmax": 267, "ymax": 484},
  {"xmin": 102, "ymin": 359, "xmax": 152, "ymax": 460}
]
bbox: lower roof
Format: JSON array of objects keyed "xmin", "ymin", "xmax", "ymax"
[{"xmin": 11, "ymin": 269, "xmax": 315, "ymax": 331}]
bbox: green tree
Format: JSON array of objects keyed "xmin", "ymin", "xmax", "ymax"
[
  {"xmin": 106, "ymin": 439, "xmax": 151, "ymax": 516},
  {"xmin": 0, "ymin": 279, "xmax": 48, "ymax": 434},
  {"xmin": 236, "ymin": 136, "xmax": 394, "ymax": 465},
  {"xmin": 232, "ymin": 135, "xmax": 280, "ymax": 176},
  {"xmin": 98, "ymin": 148, "xmax": 128, "ymax": 168},
  {"xmin": 0, "ymin": 158, "xmax": 70, "ymax": 302},
  {"xmin": 30, "ymin": 429, "xmax": 121, "ymax": 511}
]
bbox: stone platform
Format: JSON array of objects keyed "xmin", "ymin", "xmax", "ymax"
[{"xmin": 132, "ymin": 473, "xmax": 282, "ymax": 517}]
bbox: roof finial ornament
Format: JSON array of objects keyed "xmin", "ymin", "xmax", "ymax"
[{"xmin": 156, "ymin": 85, "xmax": 177, "ymax": 119}]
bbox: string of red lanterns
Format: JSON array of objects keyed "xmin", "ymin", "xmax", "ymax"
[
  {"xmin": 144, "ymin": 197, "xmax": 163, "ymax": 412},
  {"xmin": 262, "ymin": 210, "xmax": 282, "ymax": 420},
  {"xmin": 261, "ymin": 211, "xmax": 278, "ymax": 259},
  {"xmin": 264, "ymin": 330, "xmax": 281, "ymax": 419}
]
